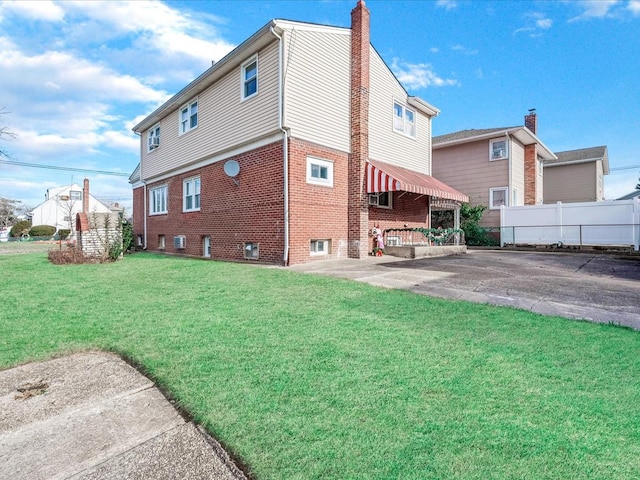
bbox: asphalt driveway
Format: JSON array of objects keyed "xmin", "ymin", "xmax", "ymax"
[{"xmin": 290, "ymin": 249, "xmax": 640, "ymax": 329}]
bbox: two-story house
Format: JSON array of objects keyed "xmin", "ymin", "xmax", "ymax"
[
  {"xmin": 130, "ymin": 0, "xmax": 467, "ymax": 265},
  {"xmin": 543, "ymin": 145, "xmax": 609, "ymax": 203},
  {"xmin": 431, "ymin": 112, "xmax": 556, "ymax": 228}
]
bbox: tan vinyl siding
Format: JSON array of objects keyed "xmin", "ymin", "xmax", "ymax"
[
  {"xmin": 141, "ymin": 40, "xmax": 280, "ymax": 180},
  {"xmin": 369, "ymin": 50, "xmax": 431, "ymax": 174},
  {"xmin": 432, "ymin": 139, "xmax": 509, "ymax": 227},
  {"xmin": 510, "ymin": 141, "xmax": 525, "ymax": 206},
  {"xmin": 544, "ymin": 162, "xmax": 597, "ymax": 203},
  {"xmin": 283, "ymin": 29, "xmax": 350, "ymax": 152}
]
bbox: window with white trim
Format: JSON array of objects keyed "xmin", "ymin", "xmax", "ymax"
[
  {"xmin": 179, "ymin": 99, "xmax": 198, "ymax": 135},
  {"xmin": 147, "ymin": 124, "xmax": 160, "ymax": 152},
  {"xmin": 242, "ymin": 57, "xmax": 258, "ymax": 100},
  {"xmin": 183, "ymin": 177, "xmax": 201, "ymax": 212},
  {"xmin": 489, "ymin": 187, "xmax": 508, "ymax": 209},
  {"xmin": 306, "ymin": 157, "xmax": 333, "ymax": 187},
  {"xmin": 490, "ymin": 138, "xmax": 508, "ymax": 160},
  {"xmin": 393, "ymin": 101, "xmax": 416, "ymax": 138},
  {"xmin": 150, "ymin": 185, "xmax": 168, "ymax": 215},
  {"xmin": 368, "ymin": 192, "xmax": 392, "ymax": 209},
  {"xmin": 310, "ymin": 239, "xmax": 330, "ymax": 256},
  {"xmin": 70, "ymin": 190, "xmax": 82, "ymax": 200}
]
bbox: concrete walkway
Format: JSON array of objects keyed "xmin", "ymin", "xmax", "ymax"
[
  {"xmin": 0, "ymin": 351, "xmax": 246, "ymax": 480},
  {"xmin": 289, "ymin": 249, "xmax": 640, "ymax": 329}
]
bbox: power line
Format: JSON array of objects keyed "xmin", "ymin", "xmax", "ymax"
[
  {"xmin": 610, "ymin": 164, "xmax": 640, "ymax": 172},
  {"xmin": 0, "ymin": 158, "xmax": 131, "ymax": 177}
]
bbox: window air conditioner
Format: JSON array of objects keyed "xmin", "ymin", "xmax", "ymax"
[
  {"xmin": 174, "ymin": 235, "xmax": 186, "ymax": 249},
  {"xmin": 493, "ymin": 149, "xmax": 505, "ymax": 158},
  {"xmin": 368, "ymin": 194, "xmax": 379, "ymax": 206},
  {"xmin": 152, "ymin": 137, "xmax": 160, "ymax": 147}
]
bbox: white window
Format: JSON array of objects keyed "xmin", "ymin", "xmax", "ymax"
[
  {"xmin": 490, "ymin": 139, "xmax": 508, "ymax": 160},
  {"xmin": 69, "ymin": 190, "xmax": 82, "ymax": 200},
  {"xmin": 179, "ymin": 99, "xmax": 198, "ymax": 135},
  {"xmin": 306, "ymin": 157, "xmax": 334, "ymax": 187},
  {"xmin": 183, "ymin": 177, "xmax": 201, "ymax": 212},
  {"xmin": 368, "ymin": 192, "xmax": 392, "ymax": 209},
  {"xmin": 310, "ymin": 239, "xmax": 330, "ymax": 256},
  {"xmin": 244, "ymin": 242, "xmax": 259, "ymax": 259},
  {"xmin": 147, "ymin": 124, "xmax": 160, "ymax": 151},
  {"xmin": 393, "ymin": 101, "xmax": 416, "ymax": 138},
  {"xmin": 242, "ymin": 57, "xmax": 258, "ymax": 100},
  {"xmin": 149, "ymin": 185, "xmax": 168, "ymax": 215},
  {"xmin": 489, "ymin": 187, "xmax": 508, "ymax": 209}
]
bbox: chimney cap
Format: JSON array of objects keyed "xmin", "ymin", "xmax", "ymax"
[{"xmin": 528, "ymin": 108, "xmax": 536, "ymax": 114}]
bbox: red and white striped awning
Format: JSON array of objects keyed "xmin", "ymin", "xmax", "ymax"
[{"xmin": 366, "ymin": 159, "xmax": 469, "ymax": 203}]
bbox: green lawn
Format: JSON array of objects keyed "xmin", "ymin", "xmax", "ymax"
[{"xmin": 2, "ymin": 252, "xmax": 639, "ymax": 479}]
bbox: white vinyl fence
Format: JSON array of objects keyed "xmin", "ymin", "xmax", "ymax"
[{"xmin": 500, "ymin": 197, "xmax": 640, "ymax": 251}]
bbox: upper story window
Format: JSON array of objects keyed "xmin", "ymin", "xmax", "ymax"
[
  {"xmin": 179, "ymin": 99, "xmax": 198, "ymax": 135},
  {"xmin": 393, "ymin": 101, "xmax": 416, "ymax": 138},
  {"xmin": 242, "ymin": 57, "xmax": 258, "ymax": 100},
  {"xmin": 150, "ymin": 185, "xmax": 168, "ymax": 215},
  {"xmin": 306, "ymin": 156, "xmax": 333, "ymax": 187},
  {"xmin": 490, "ymin": 138, "xmax": 508, "ymax": 161},
  {"xmin": 183, "ymin": 177, "xmax": 201, "ymax": 212},
  {"xmin": 69, "ymin": 190, "xmax": 82, "ymax": 200},
  {"xmin": 147, "ymin": 124, "xmax": 160, "ymax": 152}
]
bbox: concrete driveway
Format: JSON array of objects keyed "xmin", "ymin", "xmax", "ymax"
[{"xmin": 290, "ymin": 250, "xmax": 640, "ymax": 329}]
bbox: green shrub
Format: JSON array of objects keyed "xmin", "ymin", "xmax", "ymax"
[
  {"xmin": 57, "ymin": 229, "xmax": 71, "ymax": 240},
  {"xmin": 122, "ymin": 219, "xmax": 134, "ymax": 253},
  {"xmin": 30, "ymin": 225, "xmax": 56, "ymax": 238},
  {"xmin": 10, "ymin": 220, "xmax": 31, "ymax": 238}
]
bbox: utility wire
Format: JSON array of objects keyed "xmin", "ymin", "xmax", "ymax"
[
  {"xmin": 0, "ymin": 158, "xmax": 131, "ymax": 177},
  {"xmin": 610, "ymin": 164, "xmax": 640, "ymax": 172}
]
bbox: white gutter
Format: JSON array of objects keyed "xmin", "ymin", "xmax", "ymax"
[
  {"xmin": 133, "ymin": 131, "xmax": 148, "ymax": 250},
  {"xmin": 271, "ymin": 25, "xmax": 289, "ymax": 265}
]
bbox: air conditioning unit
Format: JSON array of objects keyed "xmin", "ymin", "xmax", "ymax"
[
  {"xmin": 493, "ymin": 149, "xmax": 505, "ymax": 158},
  {"xmin": 368, "ymin": 194, "xmax": 379, "ymax": 206},
  {"xmin": 152, "ymin": 137, "xmax": 160, "ymax": 147},
  {"xmin": 174, "ymin": 235, "xmax": 186, "ymax": 249}
]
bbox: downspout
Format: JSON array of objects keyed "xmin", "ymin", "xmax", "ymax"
[
  {"xmin": 134, "ymin": 131, "xmax": 148, "ymax": 250},
  {"xmin": 271, "ymin": 24, "xmax": 289, "ymax": 265},
  {"xmin": 505, "ymin": 131, "xmax": 511, "ymax": 246}
]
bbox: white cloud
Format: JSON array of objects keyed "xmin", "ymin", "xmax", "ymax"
[
  {"xmin": 0, "ymin": 0, "xmax": 64, "ymax": 22},
  {"xmin": 569, "ymin": 0, "xmax": 620, "ymax": 21},
  {"xmin": 628, "ymin": 0, "xmax": 640, "ymax": 15},
  {"xmin": 451, "ymin": 44, "xmax": 478, "ymax": 55},
  {"xmin": 436, "ymin": 0, "xmax": 458, "ymax": 10},
  {"xmin": 515, "ymin": 12, "xmax": 553, "ymax": 36},
  {"xmin": 391, "ymin": 59, "xmax": 459, "ymax": 90}
]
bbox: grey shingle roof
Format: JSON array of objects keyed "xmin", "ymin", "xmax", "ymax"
[
  {"xmin": 432, "ymin": 127, "xmax": 518, "ymax": 144},
  {"xmin": 545, "ymin": 145, "xmax": 609, "ymax": 174},
  {"xmin": 547, "ymin": 146, "xmax": 607, "ymax": 165}
]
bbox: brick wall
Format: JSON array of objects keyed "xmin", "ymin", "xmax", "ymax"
[
  {"xmin": 287, "ymin": 138, "xmax": 350, "ymax": 264},
  {"xmin": 138, "ymin": 141, "xmax": 286, "ymax": 265},
  {"xmin": 368, "ymin": 192, "xmax": 431, "ymax": 250},
  {"xmin": 524, "ymin": 144, "xmax": 537, "ymax": 205}
]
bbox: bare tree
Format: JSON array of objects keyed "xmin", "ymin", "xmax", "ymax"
[{"xmin": 0, "ymin": 108, "xmax": 16, "ymax": 159}]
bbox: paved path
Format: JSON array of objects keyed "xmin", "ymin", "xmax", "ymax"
[
  {"xmin": 0, "ymin": 351, "xmax": 247, "ymax": 480},
  {"xmin": 290, "ymin": 249, "xmax": 640, "ymax": 329}
]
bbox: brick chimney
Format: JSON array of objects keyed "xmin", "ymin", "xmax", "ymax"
[
  {"xmin": 523, "ymin": 110, "xmax": 538, "ymax": 205},
  {"xmin": 348, "ymin": 0, "xmax": 370, "ymax": 259},
  {"xmin": 83, "ymin": 178, "xmax": 90, "ymax": 213}
]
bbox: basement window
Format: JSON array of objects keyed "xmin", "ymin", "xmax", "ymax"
[
  {"xmin": 244, "ymin": 242, "xmax": 259, "ymax": 260},
  {"xmin": 310, "ymin": 239, "xmax": 330, "ymax": 256}
]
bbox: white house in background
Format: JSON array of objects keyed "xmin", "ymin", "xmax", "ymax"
[{"xmin": 28, "ymin": 179, "xmax": 111, "ymax": 237}]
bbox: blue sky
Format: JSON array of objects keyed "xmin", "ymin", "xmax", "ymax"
[{"xmin": 1, "ymin": 0, "xmax": 639, "ymax": 214}]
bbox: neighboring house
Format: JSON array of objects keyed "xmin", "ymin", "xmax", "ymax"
[
  {"xmin": 617, "ymin": 190, "xmax": 640, "ymax": 200},
  {"xmin": 543, "ymin": 146, "xmax": 609, "ymax": 203},
  {"xmin": 28, "ymin": 179, "xmax": 111, "ymax": 237},
  {"xmin": 130, "ymin": 1, "xmax": 467, "ymax": 265},
  {"xmin": 432, "ymin": 112, "xmax": 556, "ymax": 228}
]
